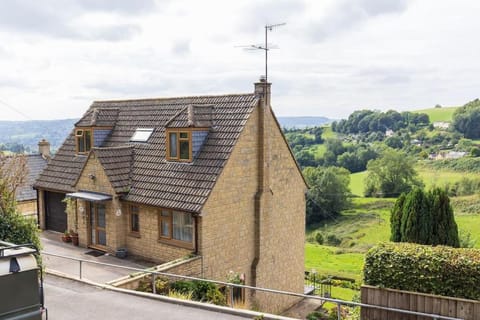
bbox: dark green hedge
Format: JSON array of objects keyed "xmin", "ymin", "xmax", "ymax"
[{"xmin": 364, "ymin": 242, "xmax": 480, "ymax": 300}]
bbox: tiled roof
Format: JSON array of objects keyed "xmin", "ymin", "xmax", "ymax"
[
  {"xmin": 35, "ymin": 93, "xmax": 258, "ymax": 213},
  {"xmin": 93, "ymin": 146, "xmax": 133, "ymax": 194},
  {"xmin": 17, "ymin": 155, "xmax": 48, "ymax": 202}
]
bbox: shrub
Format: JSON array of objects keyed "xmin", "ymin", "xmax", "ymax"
[
  {"xmin": 326, "ymin": 234, "xmax": 341, "ymax": 246},
  {"xmin": 0, "ymin": 211, "xmax": 41, "ymax": 251},
  {"xmin": 169, "ymin": 280, "xmax": 226, "ymax": 306},
  {"xmin": 364, "ymin": 242, "xmax": 480, "ymax": 300},
  {"xmin": 315, "ymin": 233, "xmax": 324, "ymax": 245}
]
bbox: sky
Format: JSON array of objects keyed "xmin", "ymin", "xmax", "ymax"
[{"xmin": 1, "ymin": 0, "xmax": 480, "ymax": 121}]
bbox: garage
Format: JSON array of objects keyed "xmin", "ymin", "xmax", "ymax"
[{"xmin": 44, "ymin": 191, "xmax": 67, "ymax": 232}]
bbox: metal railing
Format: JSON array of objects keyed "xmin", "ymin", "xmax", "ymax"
[{"xmin": 42, "ymin": 251, "xmax": 462, "ymax": 320}]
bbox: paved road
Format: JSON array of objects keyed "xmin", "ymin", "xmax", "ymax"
[{"xmin": 44, "ymin": 275, "xmax": 249, "ymax": 320}]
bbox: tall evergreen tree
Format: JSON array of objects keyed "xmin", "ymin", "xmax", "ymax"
[
  {"xmin": 390, "ymin": 193, "xmax": 405, "ymax": 242},
  {"xmin": 390, "ymin": 187, "xmax": 459, "ymax": 247}
]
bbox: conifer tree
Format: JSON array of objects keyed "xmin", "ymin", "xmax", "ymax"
[{"xmin": 390, "ymin": 187, "xmax": 459, "ymax": 247}]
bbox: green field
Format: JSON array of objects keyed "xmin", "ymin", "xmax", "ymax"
[
  {"xmin": 349, "ymin": 164, "xmax": 476, "ymax": 197},
  {"xmin": 322, "ymin": 126, "xmax": 337, "ymax": 139},
  {"xmin": 306, "ymin": 171, "xmax": 480, "ymax": 287},
  {"xmin": 413, "ymin": 106, "xmax": 458, "ymax": 122},
  {"xmin": 349, "ymin": 171, "xmax": 367, "ymax": 196}
]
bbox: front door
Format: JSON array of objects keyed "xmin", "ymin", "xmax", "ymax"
[{"xmin": 88, "ymin": 202, "xmax": 107, "ymax": 250}]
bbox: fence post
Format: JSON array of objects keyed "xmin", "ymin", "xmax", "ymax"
[
  {"xmin": 229, "ymin": 285, "xmax": 234, "ymax": 307},
  {"xmin": 79, "ymin": 260, "xmax": 82, "ymax": 279},
  {"xmin": 337, "ymin": 303, "xmax": 342, "ymax": 320},
  {"xmin": 152, "ymin": 274, "xmax": 156, "ymax": 294}
]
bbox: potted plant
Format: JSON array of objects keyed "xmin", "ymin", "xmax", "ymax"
[
  {"xmin": 61, "ymin": 230, "xmax": 71, "ymax": 243},
  {"xmin": 70, "ymin": 229, "xmax": 79, "ymax": 246}
]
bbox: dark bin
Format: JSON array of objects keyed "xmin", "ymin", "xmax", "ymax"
[
  {"xmin": 0, "ymin": 242, "xmax": 43, "ymax": 320},
  {"xmin": 115, "ymin": 248, "xmax": 128, "ymax": 259}
]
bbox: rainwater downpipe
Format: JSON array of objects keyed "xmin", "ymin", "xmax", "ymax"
[{"xmin": 251, "ymin": 87, "xmax": 267, "ymax": 294}]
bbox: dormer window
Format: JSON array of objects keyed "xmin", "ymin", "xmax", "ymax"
[
  {"xmin": 167, "ymin": 129, "xmax": 191, "ymax": 161},
  {"xmin": 76, "ymin": 129, "xmax": 92, "ymax": 154},
  {"xmin": 131, "ymin": 128, "xmax": 154, "ymax": 142}
]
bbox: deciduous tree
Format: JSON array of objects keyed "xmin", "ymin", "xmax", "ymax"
[
  {"xmin": 364, "ymin": 148, "xmax": 423, "ymax": 197},
  {"xmin": 303, "ymin": 166, "xmax": 351, "ymax": 225}
]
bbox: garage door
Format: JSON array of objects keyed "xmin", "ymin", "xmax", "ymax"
[{"xmin": 45, "ymin": 191, "xmax": 67, "ymax": 232}]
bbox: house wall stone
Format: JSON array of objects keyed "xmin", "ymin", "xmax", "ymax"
[
  {"xmin": 124, "ymin": 203, "xmax": 194, "ymax": 263},
  {"xmin": 72, "ymin": 155, "xmax": 193, "ymax": 262},
  {"xmin": 17, "ymin": 200, "xmax": 37, "ymax": 220},
  {"xmin": 199, "ymin": 105, "xmax": 258, "ymax": 287},
  {"xmin": 254, "ymin": 110, "xmax": 306, "ymax": 313},
  {"xmin": 200, "ymin": 104, "xmax": 306, "ymax": 313}
]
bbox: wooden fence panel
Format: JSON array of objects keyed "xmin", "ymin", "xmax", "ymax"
[{"xmin": 361, "ymin": 285, "xmax": 480, "ymax": 320}]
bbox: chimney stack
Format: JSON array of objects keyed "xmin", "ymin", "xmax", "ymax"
[
  {"xmin": 38, "ymin": 139, "xmax": 51, "ymax": 159},
  {"xmin": 254, "ymin": 76, "xmax": 271, "ymax": 107}
]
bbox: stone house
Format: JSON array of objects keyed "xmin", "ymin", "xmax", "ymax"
[
  {"xmin": 34, "ymin": 79, "xmax": 307, "ymax": 312},
  {"xmin": 2, "ymin": 140, "xmax": 49, "ymax": 219}
]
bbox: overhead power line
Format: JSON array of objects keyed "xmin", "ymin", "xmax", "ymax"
[{"xmin": 0, "ymin": 99, "xmax": 32, "ymax": 120}]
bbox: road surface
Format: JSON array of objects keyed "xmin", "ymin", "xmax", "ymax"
[{"xmin": 44, "ymin": 275, "xmax": 250, "ymax": 320}]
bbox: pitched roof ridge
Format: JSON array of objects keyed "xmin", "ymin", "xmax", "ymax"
[{"xmin": 92, "ymin": 92, "xmax": 255, "ymax": 104}]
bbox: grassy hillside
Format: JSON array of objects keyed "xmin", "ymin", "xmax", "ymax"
[
  {"xmin": 413, "ymin": 106, "xmax": 458, "ymax": 122},
  {"xmin": 306, "ymin": 167, "xmax": 480, "ymax": 289}
]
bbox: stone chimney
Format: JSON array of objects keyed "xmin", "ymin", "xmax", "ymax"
[
  {"xmin": 254, "ymin": 76, "xmax": 271, "ymax": 107},
  {"xmin": 38, "ymin": 139, "xmax": 51, "ymax": 159}
]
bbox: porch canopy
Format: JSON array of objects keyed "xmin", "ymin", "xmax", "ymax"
[{"xmin": 66, "ymin": 191, "xmax": 112, "ymax": 202}]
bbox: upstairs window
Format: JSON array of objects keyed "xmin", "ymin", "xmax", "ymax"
[
  {"xmin": 76, "ymin": 129, "xmax": 92, "ymax": 154},
  {"xmin": 130, "ymin": 128, "xmax": 154, "ymax": 142},
  {"xmin": 167, "ymin": 129, "xmax": 191, "ymax": 161}
]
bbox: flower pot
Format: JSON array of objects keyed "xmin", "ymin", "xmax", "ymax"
[
  {"xmin": 62, "ymin": 235, "xmax": 72, "ymax": 243},
  {"xmin": 71, "ymin": 234, "xmax": 79, "ymax": 246}
]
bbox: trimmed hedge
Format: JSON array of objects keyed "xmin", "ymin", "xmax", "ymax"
[{"xmin": 364, "ymin": 242, "xmax": 480, "ymax": 300}]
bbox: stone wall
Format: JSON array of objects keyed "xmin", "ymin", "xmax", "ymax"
[
  {"xmin": 125, "ymin": 203, "xmax": 194, "ymax": 263},
  {"xmin": 109, "ymin": 256, "xmax": 202, "ymax": 291},
  {"xmin": 17, "ymin": 200, "xmax": 37, "ymax": 220},
  {"xmin": 200, "ymin": 104, "xmax": 307, "ymax": 313},
  {"xmin": 200, "ymin": 105, "xmax": 258, "ymax": 285},
  {"xmin": 73, "ymin": 153, "xmax": 193, "ymax": 262},
  {"xmin": 254, "ymin": 110, "xmax": 306, "ymax": 313}
]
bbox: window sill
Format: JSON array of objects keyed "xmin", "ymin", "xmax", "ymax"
[
  {"xmin": 158, "ymin": 238, "xmax": 194, "ymax": 250},
  {"xmin": 128, "ymin": 232, "xmax": 141, "ymax": 238}
]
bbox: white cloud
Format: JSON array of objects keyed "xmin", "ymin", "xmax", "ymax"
[{"xmin": 0, "ymin": 0, "xmax": 480, "ymax": 120}]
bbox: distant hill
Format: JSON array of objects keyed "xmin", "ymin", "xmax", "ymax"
[
  {"xmin": 0, "ymin": 119, "xmax": 77, "ymax": 154},
  {"xmin": 277, "ymin": 116, "xmax": 334, "ymax": 129},
  {"xmin": 0, "ymin": 116, "xmax": 333, "ymax": 153},
  {"xmin": 412, "ymin": 106, "xmax": 458, "ymax": 123}
]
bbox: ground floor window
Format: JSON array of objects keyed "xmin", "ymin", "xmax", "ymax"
[
  {"xmin": 129, "ymin": 205, "xmax": 140, "ymax": 234},
  {"xmin": 158, "ymin": 210, "xmax": 194, "ymax": 247}
]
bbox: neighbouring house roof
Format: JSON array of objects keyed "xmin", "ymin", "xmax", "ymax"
[
  {"xmin": 35, "ymin": 94, "xmax": 258, "ymax": 213},
  {"xmin": 17, "ymin": 154, "xmax": 48, "ymax": 202}
]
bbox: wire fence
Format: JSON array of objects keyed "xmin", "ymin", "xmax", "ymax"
[{"xmin": 42, "ymin": 251, "xmax": 463, "ymax": 320}]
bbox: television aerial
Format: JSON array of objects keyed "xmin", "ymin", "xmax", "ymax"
[{"xmin": 237, "ymin": 22, "xmax": 286, "ymax": 83}]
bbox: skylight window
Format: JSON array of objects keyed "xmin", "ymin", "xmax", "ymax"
[{"xmin": 130, "ymin": 128, "xmax": 154, "ymax": 142}]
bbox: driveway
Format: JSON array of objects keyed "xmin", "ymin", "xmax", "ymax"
[
  {"xmin": 41, "ymin": 231, "xmax": 154, "ymax": 283},
  {"xmin": 44, "ymin": 274, "xmax": 250, "ymax": 320}
]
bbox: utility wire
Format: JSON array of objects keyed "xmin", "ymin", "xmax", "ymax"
[{"xmin": 0, "ymin": 99, "xmax": 32, "ymax": 120}]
